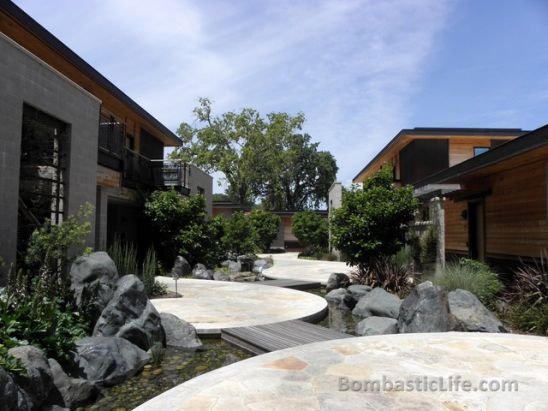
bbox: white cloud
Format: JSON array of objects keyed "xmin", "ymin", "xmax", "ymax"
[{"xmin": 15, "ymin": 0, "xmax": 454, "ymax": 184}]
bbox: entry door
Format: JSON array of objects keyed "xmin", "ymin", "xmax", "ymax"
[{"xmin": 468, "ymin": 200, "xmax": 485, "ymax": 261}]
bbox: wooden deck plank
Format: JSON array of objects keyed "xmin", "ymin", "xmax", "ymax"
[
  {"xmin": 259, "ymin": 279, "xmax": 321, "ymax": 290},
  {"xmin": 222, "ymin": 320, "xmax": 352, "ymax": 355}
]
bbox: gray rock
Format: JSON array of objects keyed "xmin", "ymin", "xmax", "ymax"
[
  {"xmin": 8, "ymin": 346, "xmax": 53, "ymax": 410},
  {"xmin": 355, "ymin": 316, "xmax": 398, "ymax": 336},
  {"xmin": 41, "ymin": 406, "xmax": 70, "ymax": 411},
  {"xmin": 253, "ymin": 259, "xmax": 272, "ymax": 274},
  {"xmin": 237, "ymin": 254, "xmax": 256, "ymax": 271},
  {"xmin": 70, "ymin": 251, "xmax": 119, "ymax": 322},
  {"xmin": 171, "ymin": 256, "xmax": 191, "ymax": 278},
  {"xmin": 160, "ymin": 313, "xmax": 203, "ymax": 350},
  {"xmin": 93, "ymin": 275, "xmax": 165, "ymax": 350},
  {"xmin": 213, "ymin": 271, "xmax": 230, "ymax": 281},
  {"xmin": 326, "ymin": 273, "xmax": 350, "ymax": 292},
  {"xmin": 227, "ymin": 260, "xmax": 242, "ymax": 273},
  {"xmin": 222, "ymin": 354, "xmax": 241, "ymax": 367},
  {"xmin": 0, "ymin": 367, "xmax": 31, "ymax": 411},
  {"xmin": 398, "ymin": 281, "xmax": 459, "ymax": 333},
  {"xmin": 229, "ymin": 271, "xmax": 257, "ymax": 282},
  {"xmin": 325, "ymin": 288, "xmax": 352, "ymax": 310},
  {"xmin": 347, "ymin": 284, "xmax": 372, "ymax": 302},
  {"xmin": 448, "ymin": 289, "xmax": 507, "ymax": 333},
  {"xmin": 73, "ymin": 337, "xmax": 150, "ymax": 386},
  {"xmin": 192, "ymin": 264, "xmax": 214, "ymax": 280},
  {"xmin": 352, "ymin": 287, "xmax": 401, "ymax": 319},
  {"xmin": 47, "ymin": 358, "xmax": 98, "ymax": 408}
]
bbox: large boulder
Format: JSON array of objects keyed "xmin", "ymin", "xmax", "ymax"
[
  {"xmin": 171, "ymin": 256, "xmax": 191, "ymax": 278},
  {"xmin": 70, "ymin": 252, "xmax": 119, "ymax": 321},
  {"xmin": 326, "ymin": 273, "xmax": 350, "ymax": 292},
  {"xmin": 325, "ymin": 288, "xmax": 352, "ymax": 310},
  {"xmin": 253, "ymin": 259, "xmax": 272, "ymax": 274},
  {"xmin": 192, "ymin": 264, "xmax": 214, "ymax": 280},
  {"xmin": 93, "ymin": 275, "xmax": 165, "ymax": 350},
  {"xmin": 398, "ymin": 281, "xmax": 459, "ymax": 333},
  {"xmin": 352, "ymin": 287, "xmax": 401, "ymax": 319},
  {"xmin": 160, "ymin": 313, "xmax": 203, "ymax": 351},
  {"xmin": 347, "ymin": 284, "xmax": 372, "ymax": 300},
  {"xmin": 237, "ymin": 254, "xmax": 256, "ymax": 272},
  {"xmin": 355, "ymin": 316, "xmax": 398, "ymax": 336},
  {"xmin": 8, "ymin": 346, "xmax": 53, "ymax": 410},
  {"xmin": 47, "ymin": 358, "xmax": 98, "ymax": 408},
  {"xmin": 448, "ymin": 289, "xmax": 507, "ymax": 333},
  {"xmin": 0, "ymin": 367, "xmax": 31, "ymax": 411},
  {"xmin": 213, "ymin": 271, "xmax": 230, "ymax": 281},
  {"xmin": 73, "ymin": 337, "xmax": 150, "ymax": 386}
]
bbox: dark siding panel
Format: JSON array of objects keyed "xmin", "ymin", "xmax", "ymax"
[
  {"xmin": 400, "ymin": 139, "xmax": 449, "ymax": 186},
  {"xmin": 140, "ymin": 128, "xmax": 164, "ymax": 160}
]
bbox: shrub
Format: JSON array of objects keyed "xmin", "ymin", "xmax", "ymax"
[
  {"xmin": 108, "ymin": 237, "xmax": 138, "ymax": 276},
  {"xmin": 351, "ymin": 256, "xmax": 414, "ymax": 297},
  {"xmin": 220, "ymin": 212, "xmax": 258, "ymax": 255},
  {"xmin": 420, "ymin": 225, "xmax": 437, "ymax": 264},
  {"xmin": 20, "ymin": 203, "xmax": 93, "ymax": 301},
  {"xmin": 141, "ymin": 247, "xmax": 157, "ymax": 296},
  {"xmin": 434, "ymin": 258, "xmax": 503, "ymax": 306},
  {"xmin": 330, "ymin": 165, "xmax": 418, "ymax": 274},
  {"xmin": 292, "ymin": 210, "xmax": 328, "ymax": 252},
  {"xmin": 506, "ymin": 303, "xmax": 548, "ymax": 336},
  {"xmin": 249, "ymin": 210, "xmax": 280, "ymax": 252},
  {"xmin": 177, "ymin": 216, "xmax": 225, "ymax": 267}
]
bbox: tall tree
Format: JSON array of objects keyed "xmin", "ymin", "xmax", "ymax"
[{"xmin": 173, "ymin": 98, "xmax": 337, "ymax": 210}]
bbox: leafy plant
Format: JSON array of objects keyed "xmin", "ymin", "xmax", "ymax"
[
  {"xmin": 140, "ymin": 247, "xmax": 157, "ymax": 295},
  {"xmin": 506, "ymin": 303, "xmax": 547, "ymax": 336},
  {"xmin": 108, "ymin": 237, "xmax": 138, "ymax": 276},
  {"xmin": 0, "ymin": 343, "xmax": 26, "ymax": 377},
  {"xmin": 177, "ymin": 216, "xmax": 225, "ymax": 267},
  {"xmin": 151, "ymin": 280, "xmax": 168, "ymax": 297},
  {"xmin": 420, "ymin": 225, "xmax": 437, "ymax": 264},
  {"xmin": 434, "ymin": 258, "xmax": 503, "ymax": 306},
  {"xmin": 220, "ymin": 212, "xmax": 258, "ymax": 255},
  {"xmin": 248, "ymin": 209, "xmax": 280, "ymax": 252},
  {"xmin": 351, "ymin": 256, "xmax": 415, "ymax": 297},
  {"xmin": 20, "ymin": 203, "xmax": 93, "ymax": 301},
  {"xmin": 292, "ymin": 210, "xmax": 328, "ymax": 253},
  {"xmin": 330, "ymin": 165, "xmax": 418, "ymax": 275},
  {"xmin": 149, "ymin": 342, "xmax": 165, "ymax": 367}
]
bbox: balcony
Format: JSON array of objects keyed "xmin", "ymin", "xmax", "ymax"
[{"xmin": 122, "ymin": 150, "xmax": 190, "ymax": 194}]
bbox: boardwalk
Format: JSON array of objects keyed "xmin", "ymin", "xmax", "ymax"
[
  {"xmin": 259, "ymin": 278, "xmax": 321, "ymax": 290},
  {"xmin": 221, "ymin": 320, "xmax": 352, "ymax": 355}
]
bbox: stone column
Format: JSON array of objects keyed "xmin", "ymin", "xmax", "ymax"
[{"xmin": 429, "ymin": 196, "xmax": 445, "ymax": 272}]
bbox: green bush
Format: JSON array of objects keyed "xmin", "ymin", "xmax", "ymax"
[
  {"xmin": 249, "ymin": 209, "xmax": 280, "ymax": 252},
  {"xmin": 292, "ymin": 210, "xmax": 328, "ymax": 252},
  {"xmin": 434, "ymin": 258, "xmax": 503, "ymax": 306},
  {"xmin": 330, "ymin": 165, "xmax": 418, "ymax": 275},
  {"xmin": 506, "ymin": 303, "xmax": 548, "ymax": 336},
  {"xmin": 108, "ymin": 237, "xmax": 138, "ymax": 276},
  {"xmin": 141, "ymin": 247, "xmax": 157, "ymax": 296},
  {"xmin": 177, "ymin": 216, "xmax": 225, "ymax": 267},
  {"xmin": 220, "ymin": 212, "xmax": 258, "ymax": 255},
  {"xmin": 351, "ymin": 256, "xmax": 414, "ymax": 297}
]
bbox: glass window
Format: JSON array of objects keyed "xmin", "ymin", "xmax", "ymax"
[{"xmin": 474, "ymin": 147, "xmax": 489, "ymax": 156}]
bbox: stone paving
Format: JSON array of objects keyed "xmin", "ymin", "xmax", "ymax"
[
  {"xmin": 152, "ymin": 278, "xmax": 327, "ymax": 335},
  {"xmin": 262, "ymin": 252, "xmax": 353, "ymax": 285},
  {"xmin": 134, "ymin": 332, "xmax": 548, "ymax": 411}
]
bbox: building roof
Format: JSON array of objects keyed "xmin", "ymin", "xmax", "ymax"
[
  {"xmin": 414, "ymin": 124, "xmax": 548, "ymax": 187},
  {"xmin": 1, "ymin": 1, "xmax": 181, "ymax": 147},
  {"xmin": 352, "ymin": 127, "xmax": 527, "ymax": 182}
]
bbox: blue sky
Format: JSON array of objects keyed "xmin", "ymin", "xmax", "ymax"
[{"xmin": 13, "ymin": 0, "xmax": 548, "ymax": 186}]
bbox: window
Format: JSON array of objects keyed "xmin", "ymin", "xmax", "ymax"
[
  {"xmin": 197, "ymin": 186, "xmax": 205, "ymax": 195},
  {"xmin": 474, "ymin": 147, "xmax": 489, "ymax": 156}
]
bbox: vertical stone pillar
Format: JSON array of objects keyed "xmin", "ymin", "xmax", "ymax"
[
  {"xmin": 429, "ymin": 196, "xmax": 445, "ymax": 272},
  {"xmin": 328, "ymin": 182, "xmax": 343, "ymax": 260}
]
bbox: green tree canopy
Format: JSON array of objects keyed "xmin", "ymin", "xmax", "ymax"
[
  {"xmin": 172, "ymin": 98, "xmax": 337, "ymax": 210},
  {"xmin": 292, "ymin": 210, "xmax": 328, "ymax": 251},
  {"xmin": 330, "ymin": 165, "xmax": 418, "ymax": 273},
  {"xmin": 248, "ymin": 209, "xmax": 281, "ymax": 252}
]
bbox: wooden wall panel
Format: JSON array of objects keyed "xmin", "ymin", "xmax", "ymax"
[
  {"xmin": 484, "ymin": 161, "xmax": 548, "ymax": 258},
  {"xmin": 444, "ymin": 199, "xmax": 468, "ymax": 253}
]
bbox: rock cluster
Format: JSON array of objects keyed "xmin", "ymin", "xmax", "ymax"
[{"xmin": 326, "ymin": 275, "xmax": 506, "ymax": 337}]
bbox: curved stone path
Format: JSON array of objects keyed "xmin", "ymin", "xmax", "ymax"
[
  {"xmin": 152, "ymin": 278, "xmax": 327, "ymax": 335},
  {"xmin": 134, "ymin": 332, "xmax": 548, "ymax": 411},
  {"xmin": 262, "ymin": 252, "xmax": 353, "ymax": 285}
]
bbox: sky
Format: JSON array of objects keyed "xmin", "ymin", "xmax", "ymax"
[{"xmin": 12, "ymin": 0, "xmax": 548, "ymax": 188}]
